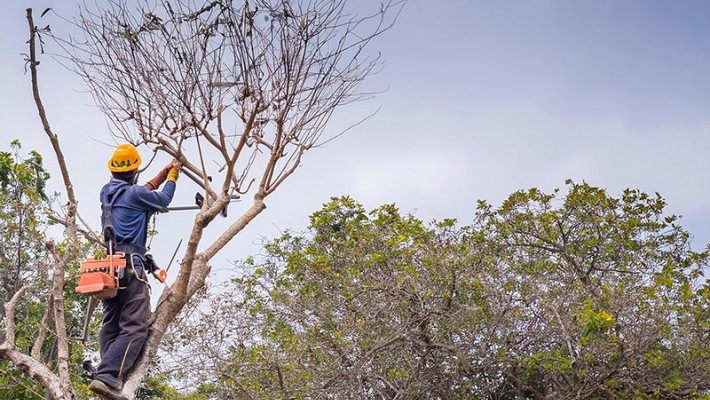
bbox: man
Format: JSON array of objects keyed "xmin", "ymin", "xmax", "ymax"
[{"xmin": 89, "ymin": 143, "xmax": 179, "ymax": 397}]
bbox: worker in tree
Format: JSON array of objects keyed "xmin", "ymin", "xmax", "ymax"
[{"xmin": 89, "ymin": 143, "xmax": 180, "ymax": 397}]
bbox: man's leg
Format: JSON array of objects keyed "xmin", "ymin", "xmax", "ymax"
[
  {"xmin": 98, "ymin": 296, "xmax": 121, "ymax": 366},
  {"xmin": 95, "ymin": 276, "xmax": 150, "ymax": 387}
]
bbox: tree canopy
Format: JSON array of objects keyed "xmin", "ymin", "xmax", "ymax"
[{"xmin": 168, "ymin": 182, "xmax": 709, "ymax": 399}]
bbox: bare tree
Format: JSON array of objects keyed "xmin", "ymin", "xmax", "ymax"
[{"xmin": 0, "ymin": 1, "xmax": 404, "ymax": 399}]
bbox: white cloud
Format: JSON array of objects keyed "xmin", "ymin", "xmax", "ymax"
[{"xmin": 315, "ymin": 97, "xmax": 710, "ymax": 230}]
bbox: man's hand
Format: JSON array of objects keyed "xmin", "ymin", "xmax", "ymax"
[
  {"xmin": 167, "ymin": 159, "xmax": 181, "ymax": 170},
  {"xmin": 145, "ymin": 159, "xmax": 181, "ymax": 189}
]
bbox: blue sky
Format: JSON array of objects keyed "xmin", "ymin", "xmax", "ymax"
[{"xmin": 1, "ymin": 1, "xmax": 708, "ymax": 281}]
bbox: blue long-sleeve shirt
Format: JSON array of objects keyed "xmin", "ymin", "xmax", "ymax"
[{"xmin": 100, "ymin": 178, "xmax": 176, "ymax": 248}]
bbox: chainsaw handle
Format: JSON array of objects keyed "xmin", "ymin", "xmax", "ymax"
[{"xmin": 153, "ymin": 269, "xmax": 167, "ymax": 283}]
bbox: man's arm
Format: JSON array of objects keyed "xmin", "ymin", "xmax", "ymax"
[
  {"xmin": 134, "ymin": 161, "xmax": 181, "ymax": 211},
  {"xmin": 133, "ymin": 180, "xmax": 177, "ymax": 211},
  {"xmin": 144, "ymin": 160, "xmax": 181, "ymax": 190}
]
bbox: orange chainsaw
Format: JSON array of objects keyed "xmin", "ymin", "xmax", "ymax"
[{"xmin": 76, "ymin": 252, "xmax": 127, "ymax": 299}]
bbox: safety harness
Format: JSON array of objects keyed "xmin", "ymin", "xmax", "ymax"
[{"xmin": 76, "ymin": 185, "xmax": 130, "ymax": 299}]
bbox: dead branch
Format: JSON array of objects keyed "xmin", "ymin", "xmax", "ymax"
[
  {"xmin": 31, "ymin": 293, "xmax": 54, "ymax": 361},
  {"xmin": 3, "ymin": 286, "xmax": 27, "ymax": 345},
  {"xmin": 27, "ymin": 8, "xmax": 78, "ymax": 397}
]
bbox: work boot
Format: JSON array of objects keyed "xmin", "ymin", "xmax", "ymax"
[{"xmin": 89, "ymin": 378, "xmax": 124, "ymax": 399}]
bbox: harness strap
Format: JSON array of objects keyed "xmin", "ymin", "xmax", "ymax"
[
  {"xmin": 101, "ymin": 185, "xmax": 129, "ymax": 254},
  {"xmin": 127, "ymin": 254, "xmax": 151, "ymax": 291}
]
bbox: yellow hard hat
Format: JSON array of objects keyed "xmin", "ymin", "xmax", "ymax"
[{"xmin": 107, "ymin": 144, "xmax": 142, "ymax": 172}]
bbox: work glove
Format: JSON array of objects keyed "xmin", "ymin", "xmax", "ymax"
[
  {"xmin": 146, "ymin": 160, "xmax": 180, "ymax": 189},
  {"xmin": 167, "ymin": 160, "xmax": 181, "ymax": 182}
]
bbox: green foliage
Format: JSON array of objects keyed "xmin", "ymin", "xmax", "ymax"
[
  {"xmin": 0, "ymin": 140, "xmax": 50, "ymax": 199},
  {"xmin": 0, "ymin": 142, "xmax": 100, "ymax": 399},
  {"xmin": 0, "ymin": 141, "xmax": 52, "ymax": 300},
  {"xmin": 0, "ymin": 140, "xmax": 55, "ymax": 399},
  {"xmin": 193, "ymin": 182, "xmax": 709, "ymax": 399},
  {"xmin": 136, "ymin": 374, "xmax": 212, "ymax": 400}
]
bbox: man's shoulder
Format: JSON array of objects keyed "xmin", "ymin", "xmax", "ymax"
[
  {"xmin": 125, "ymin": 184, "xmax": 151, "ymax": 197},
  {"xmin": 100, "ymin": 180, "xmax": 130, "ymax": 203}
]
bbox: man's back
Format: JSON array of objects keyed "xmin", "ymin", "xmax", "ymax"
[{"xmin": 100, "ymin": 178, "xmax": 176, "ymax": 247}]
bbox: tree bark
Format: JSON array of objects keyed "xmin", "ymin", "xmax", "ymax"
[{"xmin": 0, "ymin": 344, "xmax": 66, "ymax": 399}]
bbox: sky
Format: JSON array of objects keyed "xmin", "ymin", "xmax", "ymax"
[{"xmin": 1, "ymin": 1, "xmax": 709, "ymax": 293}]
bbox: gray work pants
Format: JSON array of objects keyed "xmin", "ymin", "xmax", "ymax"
[{"xmin": 96, "ymin": 259, "xmax": 149, "ymax": 385}]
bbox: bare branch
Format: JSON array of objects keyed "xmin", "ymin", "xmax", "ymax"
[
  {"xmin": 3, "ymin": 286, "xmax": 27, "ymax": 345},
  {"xmin": 31, "ymin": 293, "xmax": 54, "ymax": 361},
  {"xmin": 27, "ymin": 8, "xmax": 77, "ymax": 397},
  {"xmin": 0, "ymin": 343, "xmax": 65, "ymax": 399}
]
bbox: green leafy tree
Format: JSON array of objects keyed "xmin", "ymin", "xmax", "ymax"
[
  {"xmin": 0, "ymin": 140, "xmax": 55, "ymax": 399},
  {"xmin": 483, "ymin": 181, "xmax": 709, "ymax": 399},
  {"xmin": 0, "ymin": 140, "xmax": 51, "ymax": 307},
  {"xmin": 169, "ymin": 183, "xmax": 709, "ymax": 399},
  {"xmin": 0, "ymin": 142, "xmax": 102, "ymax": 399}
]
